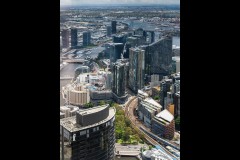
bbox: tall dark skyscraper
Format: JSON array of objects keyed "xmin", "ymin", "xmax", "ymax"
[
  {"xmin": 83, "ymin": 31, "xmax": 91, "ymax": 46},
  {"xmin": 142, "ymin": 36, "xmax": 173, "ymax": 76},
  {"xmin": 60, "ymin": 105, "xmax": 115, "ymax": 160},
  {"xmin": 112, "ymin": 59, "xmax": 128, "ymax": 104},
  {"xmin": 109, "ymin": 43, "xmax": 124, "ymax": 69},
  {"xmin": 111, "ymin": 21, "xmax": 117, "ymax": 34},
  {"xmin": 129, "ymin": 47, "xmax": 145, "ymax": 93},
  {"xmin": 71, "ymin": 28, "xmax": 78, "ymax": 47},
  {"xmin": 62, "ymin": 29, "xmax": 69, "ymax": 48},
  {"xmin": 107, "ymin": 26, "xmax": 112, "ymax": 37}
]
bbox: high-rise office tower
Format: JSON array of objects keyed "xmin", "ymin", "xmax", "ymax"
[
  {"xmin": 109, "ymin": 43, "xmax": 124, "ymax": 69},
  {"xmin": 60, "ymin": 104, "xmax": 115, "ymax": 160},
  {"xmin": 107, "ymin": 26, "xmax": 112, "ymax": 37},
  {"xmin": 71, "ymin": 28, "xmax": 78, "ymax": 47},
  {"xmin": 142, "ymin": 36, "xmax": 173, "ymax": 76},
  {"xmin": 62, "ymin": 29, "xmax": 69, "ymax": 48},
  {"xmin": 159, "ymin": 79, "xmax": 171, "ymax": 109},
  {"xmin": 83, "ymin": 31, "xmax": 91, "ymax": 46},
  {"xmin": 111, "ymin": 21, "xmax": 117, "ymax": 34},
  {"xmin": 112, "ymin": 59, "xmax": 128, "ymax": 104},
  {"xmin": 129, "ymin": 47, "xmax": 145, "ymax": 93}
]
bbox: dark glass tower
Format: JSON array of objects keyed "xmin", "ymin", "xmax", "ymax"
[
  {"xmin": 111, "ymin": 21, "xmax": 117, "ymax": 34},
  {"xmin": 112, "ymin": 59, "xmax": 128, "ymax": 104},
  {"xmin": 60, "ymin": 105, "xmax": 115, "ymax": 160},
  {"xmin": 83, "ymin": 31, "xmax": 91, "ymax": 46},
  {"xmin": 71, "ymin": 28, "xmax": 78, "ymax": 47},
  {"xmin": 62, "ymin": 29, "xmax": 69, "ymax": 48}
]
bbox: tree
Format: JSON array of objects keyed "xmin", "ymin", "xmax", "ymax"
[
  {"xmin": 99, "ymin": 100, "xmax": 105, "ymax": 106},
  {"xmin": 175, "ymin": 116, "xmax": 180, "ymax": 130},
  {"xmin": 122, "ymin": 131, "xmax": 130, "ymax": 142},
  {"xmin": 134, "ymin": 134, "xmax": 140, "ymax": 143},
  {"xmin": 84, "ymin": 102, "xmax": 94, "ymax": 108},
  {"xmin": 153, "ymin": 95, "xmax": 160, "ymax": 100},
  {"xmin": 125, "ymin": 127, "xmax": 133, "ymax": 136},
  {"xmin": 125, "ymin": 118, "xmax": 131, "ymax": 127}
]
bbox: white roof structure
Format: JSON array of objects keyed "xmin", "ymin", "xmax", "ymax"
[
  {"xmin": 144, "ymin": 98, "xmax": 162, "ymax": 108},
  {"xmin": 156, "ymin": 109, "xmax": 174, "ymax": 123}
]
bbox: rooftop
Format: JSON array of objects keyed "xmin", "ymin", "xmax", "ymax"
[
  {"xmin": 144, "ymin": 97, "xmax": 162, "ymax": 108},
  {"xmin": 60, "ymin": 107, "xmax": 115, "ymax": 133},
  {"xmin": 156, "ymin": 109, "xmax": 174, "ymax": 123}
]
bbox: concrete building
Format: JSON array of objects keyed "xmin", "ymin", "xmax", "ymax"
[
  {"xmin": 145, "ymin": 30, "xmax": 155, "ymax": 44},
  {"xmin": 150, "ymin": 74, "xmax": 161, "ymax": 87},
  {"xmin": 60, "ymin": 105, "xmax": 115, "ymax": 160},
  {"xmin": 164, "ymin": 92, "xmax": 173, "ymax": 109},
  {"xmin": 142, "ymin": 148, "xmax": 173, "ymax": 160},
  {"xmin": 112, "ymin": 59, "xmax": 128, "ymax": 104},
  {"xmin": 173, "ymin": 91, "xmax": 180, "ymax": 117},
  {"xmin": 111, "ymin": 21, "xmax": 117, "ymax": 34},
  {"xmin": 104, "ymin": 72, "xmax": 112, "ymax": 90},
  {"xmin": 64, "ymin": 83, "xmax": 90, "ymax": 107},
  {"xmin": 60, "ymin": 105, "xmax": 79, "ymax": 119},
  {"xmin": 129, "ymin": 47, "xmax": 145, "ymax": 93},
  {"xmin": 151, "ymin": 109, "xmax": 175, "ymax": 140},
  {"xmin": 172, "ymin": 56, "xmax": 180, "ymax": 73},
  {"xmin": 62, "ymin": 29, "xmax": 69, "ymax": 48},
  {"xmin": 138, "ymin": 97, "xmax": 162, "ymax": 128},
  {"xmin": 74, "ymin": 66, "xmax": 90, "ymax": 79},
  {"xmin": 71, "ymin": 28, "xmax": 78, "ymax": 47},
  {"xmin": 152, "ymin": 86, "xmax": 161, "ymax": 97},
  {"xmin": 106, "ymin": 26, "xmax": 112, "ymax": 37},
  {"xmin": 83, "ymin": 31, "xmax": 91, "ymax": 46},
  {"xmin": 160, "ymin": 79, "xmax": 172, "ymax": 109},
  {"xmin": 89, "ymin": 90, "xmax": 112, "ymax": 102}
]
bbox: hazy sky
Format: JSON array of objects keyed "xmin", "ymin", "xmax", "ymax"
[{"xmin": 60, "ymin": 0, "xmax": 180, "ymax": 6}]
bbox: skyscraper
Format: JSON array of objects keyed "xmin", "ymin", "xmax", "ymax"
[
  {"xmin": 109, "ymin": 43, "xmax": 124, "ymax": 69},
  {"xmin": 60, "ymin": 104, "xmax": 115, "ymax": 160},
  {"xmin": 107, "ymin": 26, "xmax": 112, "ymax": 37},
  {"xmin": 129, "ymin": 47, "xmax": 145, "ymax": 93},
  {"xmin": 62, "ymin": 29, "xmax": 69, "ymax": 48},
  {"xmin": 112, "ymin": 59, "xmax": 128, "ymax": 104},
  {"xmin": 143, "ymin": 36, "xmax": 173, "ymax": 76},
  {"xmin": 111, "ymin": 21, "xmax": 117, "ymax": 34},
  {"xmin": 83, "ymin": 31, "xmax": 91, "ymax": 46},
  {"xmin": 71, "ymin": 28, "xmax": 78, "ymax": 47}
]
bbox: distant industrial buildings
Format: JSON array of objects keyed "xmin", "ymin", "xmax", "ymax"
[{"xmin": 60, "ymin": 104, "xmax": 115, "ymax": 160}]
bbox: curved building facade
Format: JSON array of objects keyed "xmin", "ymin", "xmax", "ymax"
[{"xmin": 60, "ymin": 104, "xmax": 115, "ymax": 160}]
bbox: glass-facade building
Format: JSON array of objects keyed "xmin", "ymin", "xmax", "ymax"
[{"xmin": 60, "ymin": 105, "xmax": 115, "ymax": 160}]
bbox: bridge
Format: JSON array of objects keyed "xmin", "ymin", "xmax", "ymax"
[{"xmin": 63, "ymin": 59, "xmax": 85, "ymax": 63}]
